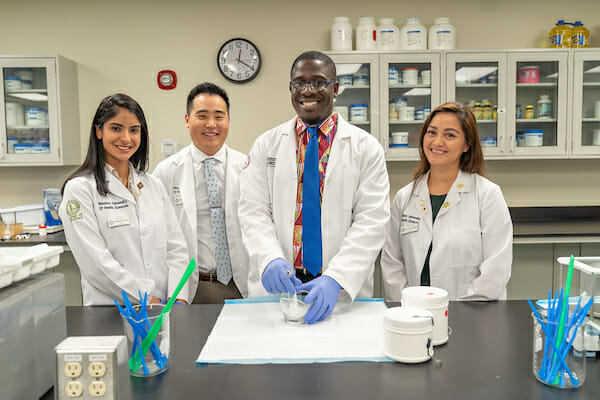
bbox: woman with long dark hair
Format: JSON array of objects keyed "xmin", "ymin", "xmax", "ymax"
[
  {"xmin": 59, "ymin": 94, "xmax": 190, "ymax": 305},
  {"xmin": 381, "ymin": 102, "xmax": 512, "ymax": 301}
]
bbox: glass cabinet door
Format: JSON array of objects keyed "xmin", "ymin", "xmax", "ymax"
[
  {"xmin": 0, "ymin": 58, "xmax": 59, "ymax": 163},
  {"xmin": 507, "ymin": 51, "xmax": 568, "ymax": 157},
  {"xmin": 381, "ymin": 52, "xmax": 441, "ymax": 160},
  {"xmin": 571, "ymin": 50, "xmax": 600, "ymax": 156},
  {"xmin": 328, "ymin": 53, "xmax": 379, "ymax": 140},
  {"xmin": 446, "ymin": 52, "xmax": 507, "ymax": 158}
]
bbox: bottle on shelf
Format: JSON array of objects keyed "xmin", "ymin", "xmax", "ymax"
[
  {"xmin": 331, "ymin": 17, "xmax": 353, "ymax": 51},
  {"xmin": 525, "ymin": 105, "xmax": 535, "ymax": 119},
  {"xmin": 482, "ymin": 100, "xmax": 493, "ymax": 120},
  {"xmin": 400, "ymin": 17, "xmax": 427, "ymax": 50},
  {"xmin": 356, "ymin": 17, "xmax": 377, "ymax": 50},
  {"xmin": 548, "ymin": 20, "xmax": 571, "ymax": 48},
  {"xmin": 428, "ymin": 17, "xmax": 455, "ymax": 49},
  {"xmin": 473, "ymin": 102, "xmax": 482, "ymax": 120},
  {"xmin": 570, "ymin": 21, "xmax": 589, "ymax": 48},
  {"xmin": 537, "ymin": 95, "xmax": 552, "ymax": 119},
  {"xmin": 377, "ymin": 18, "xmax": 400, "ymax": 50}
]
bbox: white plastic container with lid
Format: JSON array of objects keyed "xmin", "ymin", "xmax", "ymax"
[
  {"xmin": 14, "ymin": 143, "xmax": 32, "ymax": 153},
  {"xmin": 333, "ymin": 106, "xmax": 349, "ymax": 120},
  {"xmin": 6, "ymin": 102, "xmax": 25, "ymax": 126},
  {"xmin": 383, "ymin": 306, "xmax": 434, "ymax": 363},
  {"xmin": 16, "ymin": 69, "xmax": 33, "ymax": 82},
  {"xmin": 400, "ymin": 17, "xmax": 427, "ymax": 50},
  {"xmin": 537, "ymin": 95, "xmax": 552, "ymax": 119},
  {"xmin": 402, "ymin": 68, "xmax": 419, "ymax": 85},
  {"xmin": 420, "ymin": 69, "xmax": 431, "ymax": 85},
  {"xmin": 391, "ymin": 131, "xmax": 408, "ymax": 146},
  {"xmin": 4, "ymin": 76, "xmax": 22, "ymax": 91},
  {"xmin": 524, "ymin": 129, "xmax": 543, "ymax": 147},
  {"xmin": 21, "ymin": 80, "xmax": 33, "ymax": 90},
  {"xmin": 401, "ymin": 286, "xmax": 449, "ymax": 345},
  {"xmin": 350, "ymin": 103, "xmax": 368, "ymax": 122},
  {"xmin": 399, "ymin": 105, "xmax": 415, "ymax": 121},
  {"xmin": 356, "ymin": 17, "xmax": 377, "ymax": 50},
  {"xmin": 338, "ymin": 74, "xmax": 353, "ymax": 86},
  {"xmin": 7, "ymin": 137, "xmax": 18, "ymax": 153},
  {"xmin": 25, "ymin": 107, "xmax": 47, "ymax": 127},
  {"xmin": 353, "ymin": 73, "xmax": 369, "ymax": 86},
  {"xmin": 377, "ymin": 18, "xmax": 400, "ymax": 50},
  {"xmin": 331, "ymin": 17, "xmax": 353, "ymax": 51},
  {"xmin": 428, "ymin": 17, "xmax": 455, "ymax": 49}
]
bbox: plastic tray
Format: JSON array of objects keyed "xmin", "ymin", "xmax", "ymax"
[{"xmin": 0, "ymin": 245, "xmax": 63, "ymax": 289}]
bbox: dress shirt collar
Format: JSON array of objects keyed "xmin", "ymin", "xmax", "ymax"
[
  {"xmin": 190, "ymin": 143, "xmax": 227, "ymax": 165},
  {"xmin": 295, "ymin": 113, "xmax": 337, "ymax": 139}
]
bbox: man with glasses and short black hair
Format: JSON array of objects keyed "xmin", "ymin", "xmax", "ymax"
[{"xmin": 239, "ymin": 51, "xmax": 390, "ymax": 324}]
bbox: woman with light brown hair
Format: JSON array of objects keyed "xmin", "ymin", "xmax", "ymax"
[{"xmin": 381, "ymin": 102, "xmax": 512, "ymax": 301}]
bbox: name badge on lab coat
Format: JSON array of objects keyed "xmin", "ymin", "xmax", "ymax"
[
  {"xmin": 400, "ymin": 214, "xmax": 420, "ymax": 235},
  {"xmin": 107, "ymin": 216, "xmax": 130, "ymax": 228},
  {"xmin": 173, "ymin": 186, "xmax": 183, "ymax": 205}
]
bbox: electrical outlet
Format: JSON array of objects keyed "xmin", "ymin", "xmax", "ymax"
[
  {"xmin": 88, "ymin": 362, "xmax": 106, "ymax": 377},
  {"xmin": 65, "ymin": 381, "xmax": 83, "ymax": 397},
  {"xmin": 89, "ymin": 381, "xmax": 107, "ymax": 397},
  {"xmin": 55, "ymin": 336, "xmax": 131, "ymax": 400},
  {"xmin": 65, "ymin": 362, "xmax": 83, "ymax": 378}
]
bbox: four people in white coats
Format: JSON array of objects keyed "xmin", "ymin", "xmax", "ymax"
[
  {"xmin": 153, "ymin": 83, "xmax": 249, "ymax": 303},
  {"xmin": 381, "ymin": 102, "xmax": 513, "ymax": 301},
  {"xmin": 59, "ymin": 94, "xmax": 191, "ymax": 306},
  {"xmin": 238, "ymin": 51, "xmax": 390, "ymax": 323}
]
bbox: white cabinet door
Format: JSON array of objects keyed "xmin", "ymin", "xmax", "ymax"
[
  {"xmin": 0, "ymin": 55, "xmax": 79, "ymax": 166},
  {"xmin": 507, "ymin": 50, "xmax": 569, "ymax": 158},
  {"xmin": 327, "ymin": 52, "xmax": 379, "ymax": 142},
  {"xmin": 381, "ymin": 51, "xmax": 442, "ymax": 161},
  {"xmin": 446, "ymin": 51, "xmax": 507, "ymax": 158},
  {"xmin": 571, "ymin": 49, "xmax": 600, "ymax": 157}
]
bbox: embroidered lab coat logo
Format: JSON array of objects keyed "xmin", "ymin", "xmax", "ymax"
[
  {"xmin": 400, "ymin": 214, "xmax": 420, "ymax": 234},
  {"xmin": 66, "ymin": 200, "xmax": 83, "ymax": 222},
  {"xmin": 267, "ymin": 157, "xmax": 276, "ymax": 167}
]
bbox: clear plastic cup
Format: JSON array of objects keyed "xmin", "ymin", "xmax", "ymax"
[
  {"xmin": 121, "ymin": 304, "xmax": 170, "ymax": 376},
  {"xmin": 531, "ymin": 312, "xmax": 586, "ymax": 389},
  {"xmin": 280, "ymin": 290, "xmax": 310, "ymax": 324}
]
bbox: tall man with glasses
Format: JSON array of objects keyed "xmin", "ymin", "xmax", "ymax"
[{"xmin": 239, "ymin": 51, "xmax": 390, "ymax": 324}]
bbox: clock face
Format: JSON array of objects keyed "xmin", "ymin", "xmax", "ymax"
[{"xmin": 217, "ymin": 38, "xmax": 261, "ymax": 83}]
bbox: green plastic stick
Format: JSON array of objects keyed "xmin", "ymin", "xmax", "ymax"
[
  {"xmin": 130, "ymin": 258, "xmax": 196, "ymax": 371},
  {"xmin": 552, "ymin": 254, "xmax": 574, "ymax": 384}
]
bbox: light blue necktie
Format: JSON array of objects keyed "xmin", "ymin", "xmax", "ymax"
[
  {"xmin": 302, "ymin": 126, "xmax": 322, "ymax": 276},
  {"xmin": 203, "ymin": 158, "xmax": 232, "ymax": 285}
]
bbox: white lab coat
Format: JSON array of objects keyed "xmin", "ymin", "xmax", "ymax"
[
  {"xmin": 59, "ymin": 169, "xmax": 191, "ymax": 306},
  {"xmin": 153, "ymin": 144, "xmax": 249, "ymax": 297},
  {"xmin": 381, "ymin": 170, "xmax": 513, "ymax": 301},
  {"xmin": 238, "ymin": 116, "xmax": 390, "ymax": 301}
]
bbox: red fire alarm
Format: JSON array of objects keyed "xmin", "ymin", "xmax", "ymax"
[{"xmin": 157, "ymin": 70, "xmax": 177, "ymax": 90}]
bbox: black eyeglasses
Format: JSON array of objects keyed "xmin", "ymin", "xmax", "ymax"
[{"xmin": 289, "ymin": 79, "xmax": 336, "ymax": 92}]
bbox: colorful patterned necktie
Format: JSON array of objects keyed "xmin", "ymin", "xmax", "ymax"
[
  {"xmin": 302, "ymin": 126, "xmax": 322, "ymax": 276},
  {"xmin": 203, "ymin": 157, "xmax": 232, "ymax": 285}
]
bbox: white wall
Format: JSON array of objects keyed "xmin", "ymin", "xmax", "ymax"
[{"xmin": 1, "ymin": 0, "xmax": 600, "ymax": 207}]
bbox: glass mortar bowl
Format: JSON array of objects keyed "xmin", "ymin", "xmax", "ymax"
[{"xmin": 279, "ymin": 290, "xmax": 310, "ymax": 324}]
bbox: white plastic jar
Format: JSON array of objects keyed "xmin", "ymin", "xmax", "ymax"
[
  {"xmin": 26, "ymin": 107, "xmax": 47, "ymax": 127},
  {"xmin": 391, "ymin": 131, "xmax": 408, "ymax": 146},
  {"xmin": 399, "ymin": 105, "xmax": 415, "ymax": 121},
  {"xmin": 402, "ymin": 67, "xmax": 419, "ymax": 85},
  {"xmin": 428, "ymin": 17, "xmax": 455, "ymax": 49},
  {"xmin": 4, "ymin": 76, "xmax": 22, "ymax": 91},
  {"xmin": 377, "ymin": 18, "xmax": 400, "ymax": 50},
  {"xmin": 383, "ymin": 306, "xmax": 434, "ymax": 363},
  {"xmin": 524, "ymin": 129, "xmax": 543, "ymax": 147},
  {"xmin": 400, "ymin": 17, "xmax": 427, "ymax": 50},
  {"xmin": 356, "ymin": 17, "xmax": 377, "ymax": 50},
  {"xmin": 401, "ymin": 286, "xmax": 449, "ymax": 345},
  {"xmin": 350, "ymin": 103, "xmax": 368, "ymax": 122},
  {"xmin": 331, "ymin": 17, "xmax": 353, "ymax": 51}
]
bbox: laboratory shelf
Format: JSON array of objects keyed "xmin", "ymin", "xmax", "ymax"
[
  {"xmin": 516, "ymin": 83, "xmax": 558, "ymax": 87},
  {"xmin": 389, "ymin": 120, "xmax": 424, "ymax": 125},
  {"xmin": 456, "ymin": 83, "xmax": 498, "ymax": 88},
  {"xmin": 338, "ymin": 85, "xmax": 370, "ymax": 90},
  {"xmin": 389, "ymin": 84, "xmax": 431, "ymax": 89},
  {"xmin": 349, "ymin": 121, "xmax": 370, "ymax": 125},
  {"xmin": 582, "ymin": 118, "xmax": 600, "ymax": 122},
  {"xmin": 582, "ymin": 82, "xmax": 600, "ymax": 87},
  {"xmin": 515, "ymin": 118, "xmax": 557, "ymax": 123},
  {"xmin": 475, "ymin": 120, "xmax": 497, "ymax": 123},
  {"xmin": 7, "ymin": 125, "xmax": 49, "ymax": 130}
]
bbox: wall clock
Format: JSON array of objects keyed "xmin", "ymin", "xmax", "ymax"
[{"xmin": 217, "ymin": 38, "xmax": 261, "ymax": 83}]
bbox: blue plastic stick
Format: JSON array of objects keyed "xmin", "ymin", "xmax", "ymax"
[{"xmin": 528, "ymin": 299, "xmax": 579, "ymax": 385}]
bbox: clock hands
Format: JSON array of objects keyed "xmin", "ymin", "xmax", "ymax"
[{"xmin": 238, "ymin": 59, "xmax": 255, "ymax": 71}]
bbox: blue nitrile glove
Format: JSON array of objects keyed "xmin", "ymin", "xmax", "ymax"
[
  {"xmin": 300, "ymin": 275, "xmax": 342, "ymax": 325},
  {"xmin": 262, "ymin": 258, "xmax": 301, "ymax": 295}
]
